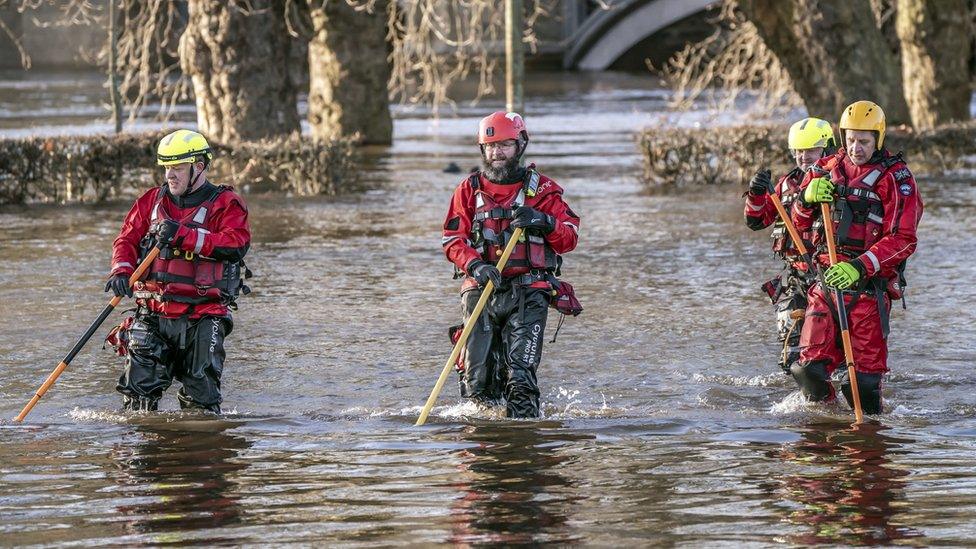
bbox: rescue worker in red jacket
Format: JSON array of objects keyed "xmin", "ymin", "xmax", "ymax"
[
  {"xmin": 442, "ymin": 112, "xmax": 580, "ymax": 418},
  {"xmin": 745, "ymin": 117, "xmax": 836, "ymax": 375},
  {"xmin": 104, "ymin": 129, "xmax": 251, "ymax": 413},
  {"xmin": 791, "ymin": 101, "xmax": 923, "ymax": 414}
]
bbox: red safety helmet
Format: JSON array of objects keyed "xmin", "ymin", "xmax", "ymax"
[{"xmin": 478, "ymin": 111, "xmax": 529, "ymax": 145}]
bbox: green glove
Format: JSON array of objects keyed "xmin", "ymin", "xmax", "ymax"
[
  {"xmin": 803, "ymin": 177, "xmax": 835, "ymax": 204},
  {"xmin": 824, "ymin": 261, "xmax": 862, "ymax": 290}
]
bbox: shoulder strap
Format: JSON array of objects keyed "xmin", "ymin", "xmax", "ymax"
[
  {"xmin": 881, "ymin": 151, "xmax": 905, "ymax": 170},
  {"xmin": 149, "ymin": 186, "xmax": 167, "ymax": 223},
  {"xmin": 186, "ymin": 185, "xmax": 224, "ymax": 227}
]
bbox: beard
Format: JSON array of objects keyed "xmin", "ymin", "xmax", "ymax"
[{"xmin": 481, "ymin": 155, "xmax": 523, "ymax": 183}]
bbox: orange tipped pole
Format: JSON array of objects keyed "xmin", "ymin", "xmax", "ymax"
[
  {"xmin": 820, "ymin": 202, "xmax": 864, "ymax": 424},
  {"xmin": 768, "ymin": 193, "xmax": 810, "ymax": 259},
  {"xmin": 14, "ymin": 247, "xmax": 160, "ymax": 422},
  {"xmin": 416, "ymin": 227, "xmax": 525, "ymax": 426}
]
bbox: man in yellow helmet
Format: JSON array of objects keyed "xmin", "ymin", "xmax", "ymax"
[
  {"xmin": 791, "ymin": 101, "xmax": 924, "ymax": 414},
  {"xmin": 744, "ymin": 117, "xmax": 836, "ymax": 375},
  {"xmin": 104, "ymin": 129, "xmax": 251, "ymax": 413}
]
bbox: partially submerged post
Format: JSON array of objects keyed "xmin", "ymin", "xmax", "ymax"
[
  {"xmin": 108, "ymin": 0, "xmax": 122, "ymax": 134},
  {"xmin": 505, "ymin": 0, "xmax": 524, "ymax": 114}
]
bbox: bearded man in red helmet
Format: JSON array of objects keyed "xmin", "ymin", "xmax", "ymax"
[
  {"xmin": 745, "ymin": 117, "xmax": 836, "ymax": 375},
  {"xmin": 441, "ymin": 112, "xmax": 581, "ymax": 418},
  {"xmin": 791, "ymin": 101, "xmax": 923, "ymax": 414},
  {"xmin": 104, "ymin": 129, "xmax": 251, "ymax": 413}
]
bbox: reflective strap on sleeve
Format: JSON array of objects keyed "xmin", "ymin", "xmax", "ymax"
[
  {"xmin": 193, "ymin": 230, "xmax": 205, "ymax": 255},
  {"xmin": 113, "ymin": 261, "xmax": 133, "ymax": 271},
  {"xmin": 863, "ymin": 251, "xmax": 881, "ymax": 274}
]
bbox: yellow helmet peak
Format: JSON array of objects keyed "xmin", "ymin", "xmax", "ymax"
[{"xmin": 157, "ymin": 129, "xmax": 213, "ymax": 167}]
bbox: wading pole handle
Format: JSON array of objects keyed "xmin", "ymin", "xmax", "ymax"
[
  {"xmin": 14, "ymin": 247, "xmax": 161, "ymax": 422},
  {"xmin": 820, "ymin": 203, "xmax": 839, "ymax": 266},
  {"xmin": 416, "ymin": 228, "xmax": 525, "ymax": 426}
]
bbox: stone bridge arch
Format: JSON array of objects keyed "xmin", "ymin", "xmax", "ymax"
[{"xmin": 564, "ymin": 0, "xmax": 717, "ymax": 70}]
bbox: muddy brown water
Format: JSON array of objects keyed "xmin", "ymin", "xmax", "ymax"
[{"xmin": 2, "ymin": 70, "xmax": 976, "ymax": 546}]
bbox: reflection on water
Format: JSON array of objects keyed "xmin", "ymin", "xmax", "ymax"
[
  {"xmin": 109, "ymin": 418, "xmax": 249, "ymax": 543},
  {"xmin": 773, "ymin": 421, "xmax": 924, "ymax": 546},
  {"xmin": 449, "ymin": 422, "xmax": 585, "ymax": 545}
]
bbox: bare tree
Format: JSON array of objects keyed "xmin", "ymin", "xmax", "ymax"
[
  {"xmin": 738, "ymin": 0, "xmax": 910, "ymax": 124},
  {"xmin": 302, "ymin": 0, "xmax": 392, "ymax": 144},
  {"xmin": 896, "ymin": 0, "xmax": 972, "ymax": 130},
  {"xmin": 8, "ymin": 0, "xmax": 564, "ymax": 143},
  {"xmin": 181, "ymin": 0, "xmax": 300, "ymax": 142},
  {"xmin": 660, "ymin": 2, "xmax": 801, "ymax": 113},
  {"xmin": 386, "ymin": 0, "xmax": 560, "ymax": 113}
]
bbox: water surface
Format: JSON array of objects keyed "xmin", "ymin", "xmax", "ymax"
[{"xmin": 2, "ymin": 71, "xmax": 975, "ymax": 546}]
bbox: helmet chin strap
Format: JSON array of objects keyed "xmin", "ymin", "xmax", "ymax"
[{"xmin": 183, "ymin": 160, "xmax": 205, "ymax": 198}]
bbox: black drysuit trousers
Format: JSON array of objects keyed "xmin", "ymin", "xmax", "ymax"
[
  {"xmin": 458, "ymin": 284, "xmax": 549, "ymax": 419},
  {"xmin": 117, "ymin": 313, "xmax": 231, "ymax": 413}
]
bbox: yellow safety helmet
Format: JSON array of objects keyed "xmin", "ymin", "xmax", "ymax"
[
  {"xmin": 787, "ymin": 117, "xmax": 835, "ymax": 150},
  {"xmin": 157, "ymin": 129, "xmax": 213, "ymax": 166},
  {"xmin": 839, "ymin": 100, "xmax": 885, "ymax": 150}
]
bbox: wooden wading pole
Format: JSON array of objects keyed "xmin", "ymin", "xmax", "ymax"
[
  {"xmin": 14, "ymin": 247, "xmax": 161, "ymax": 422},
  {"xmin": 820, "ymin": 202, "xmax": 864, "ymax": 424},
  {"xmin": 416, "ymin": 227, "xmax": 525, "ymax": 426},
  {"xmin": 768, "ymin": 193, "xmax": 812, "ymax": 265}
]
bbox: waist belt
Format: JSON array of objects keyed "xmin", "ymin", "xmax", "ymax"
[
  {"xmin": 833, "ymin": 277, "xmax": 891, "ymax": 339},
  {"xmin": 507, "ymin": 270, "xmax": 549, "ymax": 287}
]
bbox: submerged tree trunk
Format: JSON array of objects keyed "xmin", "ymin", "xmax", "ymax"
[
  {"xmin": 181, "ymin": 0, "xmax": 300, "ymax": 143},
  {"xmin": 307, "ymin": 0, "xmax": 392, "ymax": 144},
  {"xmin": 739, "ymin": 0, "xmax": 911, "ymax": 125},
  {"xmin": 896, "ymin": 0, "xmax": 972, "ymax": 130}
]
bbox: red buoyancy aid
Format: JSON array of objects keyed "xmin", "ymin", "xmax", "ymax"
[
  {"xmin": 812, "ymin": 150, "xmax": 905, "ymax": 259},
  {"xmin": 469, "ymin": 169, "xmax": 559, "ymax": 277},
  {"xmin": 134, "ymin": 186, "xmax": 243, "ymax": 306}
]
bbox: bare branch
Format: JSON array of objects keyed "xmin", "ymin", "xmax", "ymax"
[
  {"xmin": 0, "ymin": 11, "xmax": 30, "ymax": 68},
  {"xmin": 387, "ymin": 0, "xmax": 560, "ymax": 114},
  {"xmin": 660, "ymin": 0, "xmax": 801, "ymax": 114}
]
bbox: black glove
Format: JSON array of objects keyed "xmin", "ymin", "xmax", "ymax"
[
  {"xmin": 468, "ymin": 260, "xmax": 502, "ymax": 288},
  {"xmin": 104, "ymin": 274, "xmax": 133, "ymax": 298},
  {"xmin": 510, "ymin": 206, "xmax": 555, "ymax": 234},
  {"xmin": 156, "ymin": 219, "xmax": 182, "ymax": 247},
  {"xmin": 749, "ymin": 169, "xmax": 772, "ymax": 196}
]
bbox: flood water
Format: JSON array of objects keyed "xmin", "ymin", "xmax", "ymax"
[{"xmin": 2, "ymin": 70, "xmax": 976, "ymax": 546}]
